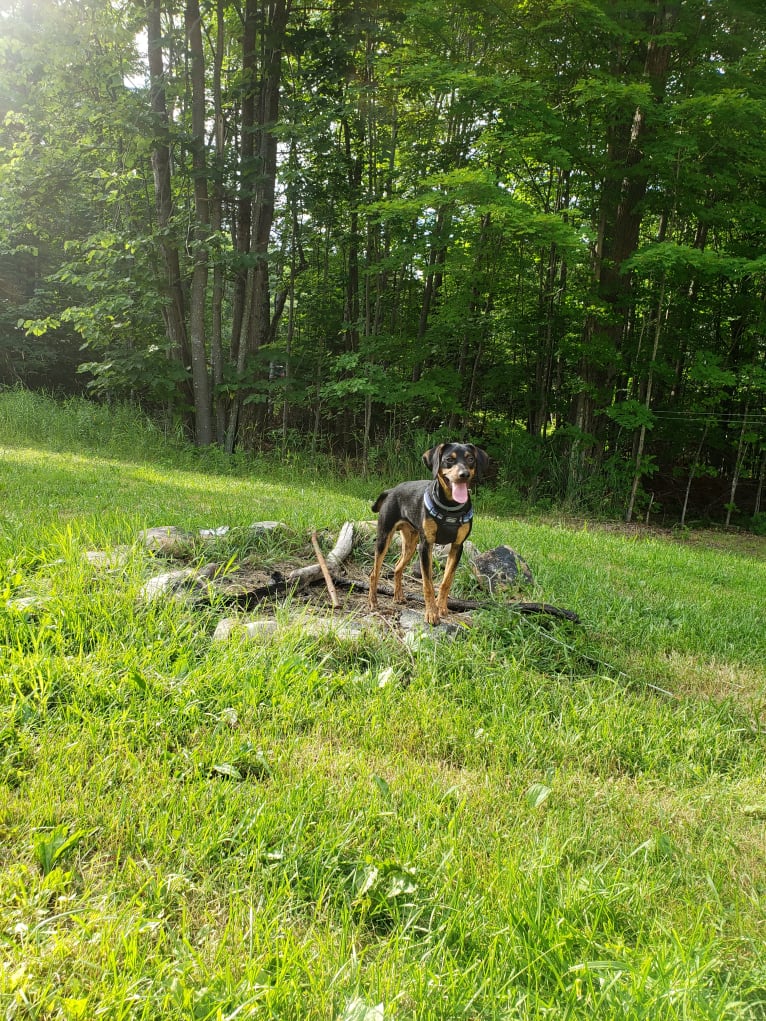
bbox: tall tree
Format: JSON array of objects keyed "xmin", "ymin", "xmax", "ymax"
[
  {"xmin": 146, "ymin": 0, "xmax": 190, "ymax": 379},
  {"xmin": 184, "ymin": 0, "xmax": 214, "ymax": 444}
]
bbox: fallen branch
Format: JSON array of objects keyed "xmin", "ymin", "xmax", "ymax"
[
  {"xmin": 311, "ymin": 531, "xmax": 340, "ymax": 609},
  {"xmin": 333, "ymin": 577, "xmax": 580, "ymax": 623},
  {"xmin": 325, "ymin": 521, "xmax": 355, "ymax": 569}
]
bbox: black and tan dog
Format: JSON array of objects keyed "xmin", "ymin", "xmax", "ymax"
[{"xmin": 368, "ymin": 443, "xmax": 489, "ymax": 625}]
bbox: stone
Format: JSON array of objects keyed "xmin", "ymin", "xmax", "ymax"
[
  {"xmin": 212, "ymin": 614, "xmax": 365, "ymax": 643},
  {"xmin": 465, "ymin": 543, "xmax": 534, "ymax": 594},
  {"xmin": 248, "ymin": 521, "xmax": 288, "ymax": 535},
  {"xmin": 398, "ymin": 607, "xmax": 470, "ymax": 636},
  {"xmin": 138, "ymin": 526, "xmax": 193, "ymax": 556},
  {"xmin": 84, "ymin": 547, "xmax": 131, "ymax": 569},
  {"xmin": 213, "ymin": 617, "xmax": 279, "ymax": 641},
  {"xmin": 7, "ymin": 596, "xmax": 45, "ymax": 616},
  {"xmin": 139, "ymin": 562, "xmax": 219, "ymax": 604}
]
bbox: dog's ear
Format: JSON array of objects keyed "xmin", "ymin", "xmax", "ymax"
[
  {"xmin": 469, "ymin": 445, "xmax": 490, "ymax": 480},
  {"xmin": 422, "ymin": 444, "xmax": 444, "ymax": 476}
]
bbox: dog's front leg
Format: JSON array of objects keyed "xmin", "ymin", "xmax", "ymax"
[
  {"xmin": 437, "ymin": 537, "xmax": 467, "ymax": 618},
  {"xmin": 436, "ymin": 522, "xmax": 472, "ymax": 617},
  {"xmin": 418, "ymin": 537, "xmax": 440, "ymax": 625}
]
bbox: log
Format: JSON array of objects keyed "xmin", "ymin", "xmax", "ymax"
[
  {"xmin": 333, "ymin": 577, "xmax": 580, "ymax": 623},
  {"xmin": 325, "ymin": 520, "xmax": 355, "ymax": 569}
]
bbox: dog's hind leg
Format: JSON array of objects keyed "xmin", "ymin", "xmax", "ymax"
[
  {"xmin": 392, "ymin": 525, "xmax": 419, "ymax": 603},
  {"xmin": 368, "ymin": 528, "xmax": 395, "ymax": 610}
]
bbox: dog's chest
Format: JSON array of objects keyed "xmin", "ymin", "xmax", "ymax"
[{"xmin": 424, "ymin": 510, "xmax": 472, "ymax": 545}]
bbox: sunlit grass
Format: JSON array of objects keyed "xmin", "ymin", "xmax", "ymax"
[{"xmin": 1, "ymin": 390, "xmax": 765, "ymax": 1019}]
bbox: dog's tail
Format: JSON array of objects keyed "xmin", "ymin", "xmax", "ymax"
[{"xmin": 371, "ymin": 490, "xmax": 389, "ymax": 513}]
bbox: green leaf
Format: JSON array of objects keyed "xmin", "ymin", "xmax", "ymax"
[
  {"xmin": 340, "ymin": 998, "xmax": 385, "ymax": 1021},
  {"xmin": 605, "ymin": 400, "xmax": 655, "ymax": 430},
  {"xmin": 33, "ymin": 825, "xmax": 88, "ymax": 875},
  {"xmin": 372, "ymin": 774, "xmax": 391, "ymax": 800},
  {"xmin": 525, "ymin": 783, "xmax": 552, "ymax": 809}
]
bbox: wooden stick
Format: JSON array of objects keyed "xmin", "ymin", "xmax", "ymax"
[
  {"xmin": 282, "ymin": 522, "xmax": 354, "ymax": 588},
  {"xmin": 311, "ymin": 531, "xmax": 340, "ymax": 609}
]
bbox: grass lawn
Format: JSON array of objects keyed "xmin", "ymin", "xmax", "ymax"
[{"xmin": 1, "ymin": 390, "xmax": 765, "ymax": 1019}]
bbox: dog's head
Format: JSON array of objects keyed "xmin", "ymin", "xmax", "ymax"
[{"xmin": 422, "ymin": 443, "xmax": 489, "ymax": 504}]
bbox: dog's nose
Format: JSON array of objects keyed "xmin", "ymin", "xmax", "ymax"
[{"xmin": 458, "ymin": 468, "xmax": 470, "ymax": 479}]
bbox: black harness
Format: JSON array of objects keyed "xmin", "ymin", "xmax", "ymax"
[{"xmin": 423, "ymin": 481, "xmax": 473, "ymax": 544}]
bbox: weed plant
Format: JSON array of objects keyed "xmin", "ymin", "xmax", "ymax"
[{"xmin": 1, "ymin": 390, "xmax": 765, "ymax": 1019}]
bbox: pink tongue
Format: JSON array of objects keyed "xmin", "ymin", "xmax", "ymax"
[{"xmin": 452, "ymin": 482, "xmax": 469, "ymax": 504}]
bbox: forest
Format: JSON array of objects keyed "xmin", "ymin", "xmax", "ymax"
[{"xmin": 1, "ymin": 0, "xmax": 765, "ymax": 525}]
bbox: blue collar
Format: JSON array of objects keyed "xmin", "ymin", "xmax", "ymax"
[{"xmin": 423, "ymin": 481, "xmax": 473, "ymax": 525}]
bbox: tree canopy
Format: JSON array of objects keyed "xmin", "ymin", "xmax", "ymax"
[{"xmin": 1, "ymin": 0, "xmax": 765, "ymax": 524}]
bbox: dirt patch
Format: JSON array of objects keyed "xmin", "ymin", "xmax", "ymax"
[{"xmin": 217, "ymin": 556, "xmax": 469, "ymax": 627}]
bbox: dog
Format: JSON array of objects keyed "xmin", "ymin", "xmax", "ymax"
[{"xmin": 368, "ymin": 442, "xmax": 489, "ymax": 625}]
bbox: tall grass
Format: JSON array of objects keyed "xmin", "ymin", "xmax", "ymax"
[{"xmin": 1, "ymin": 390, "xmax": 765, "ymax": 1019}]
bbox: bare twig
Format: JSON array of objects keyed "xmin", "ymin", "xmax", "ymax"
[
  {"xmin": 282, "ymin": 522, "xmax": 355, "ymax": 589},
  {"xmin": 311, "ymin": 531, "xmax": 340, "ymax": 609}
]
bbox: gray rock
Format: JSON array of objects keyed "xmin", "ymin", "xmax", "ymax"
[
  {"xmin": 139, "ymin": 562, "xmax": 219, "ymax": 604},
  {"xmin": 213, "ymin": 614, "xmax": 364, "ymax": 642},
  {"xmin": 6, "ymin": 596, "xmax": 45, "ymax": 616},
  {"xmin": 398, "ymin": 607, "xmax": 470, "ymax": 637},
  {"xmin": 248, "ymin": 521, "xmax": 288, "ymax": 535},
  {"xmin": 138, "ymin": 526, "xmax": 193, "ymax": 556},
  {"xmin": 465, "ymin": 543, "xmax": 534, "ymax": 594},
  {"xmin": 84, "ymin": 547, "xmax": 131, "ymax": 569},
  {"xmin": 213, "ymin": 617, "xmax": 279, "ymax": 641}
]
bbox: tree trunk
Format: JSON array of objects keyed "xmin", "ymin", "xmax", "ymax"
[
  {"xmin": 210, "ymin": 0, "xmax": 226, "ymax": 445},
  {"xmin": 574, "ymin": 3, "xmax": 675, "ymax": 451},
  {"xmin": 341, "ymin": 115, "xmax": 363, "ymax": 357},
  {"xmin": 626, "ymin": 277, "xmax": 667, "ymax": 523},
  {"xmin": 681, "ymin": 424, "xmax": 708, "ymax": 528},
  {"xmin": 185, "ymin": 0, "xmax": 213, "ymax": 446},
  {"xmin": 146, "ymin": 0, "xmax": 191, "ymax": 383},
  {"xmin": 229, "ymin": 0, "xmax": 257, "ymax": 367},
  {"xmin": 754, "ymin": 447, "xmax": 766, "ymax": 518},
  {"xmin": 226, "ymin": 0, "xmax": 290, "ymax": 452},
  {"xmin": 412, "ymin": 207, "xmax": 448, "ymax": 383},
  {"xmin": 725, "ymin": 405, "xmax": 749, "ymax": 527}
]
